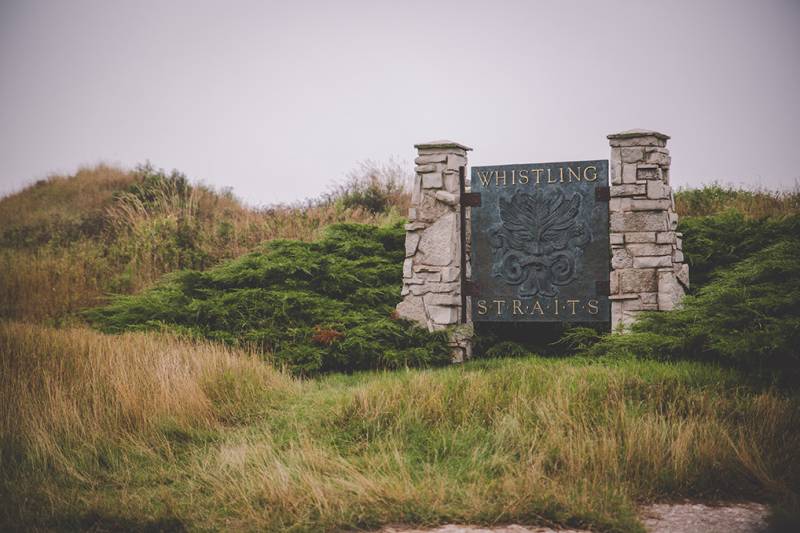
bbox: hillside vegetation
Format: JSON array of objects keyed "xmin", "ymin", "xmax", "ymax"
[
  {"xmin": 2, "ymin": 321, "xmax": 798, "ymax": 532},
  {"xmin": 0, "ymin": 162, "xmax": 407, "ymax": 321},
  {"xmin": 87, "ymin": 222, "xmax": 450, "ymax": 375},
  {"xmin": 1, "ymin": 165, "xmax": 800, "ymax": 531}
]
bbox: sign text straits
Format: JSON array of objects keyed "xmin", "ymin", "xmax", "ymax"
[{"xmin": 469, "ymin": 160, "xmax": 610, "ymax": 323}]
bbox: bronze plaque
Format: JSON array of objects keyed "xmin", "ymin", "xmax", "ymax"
[{"xmin": 470, "ymin": 160, "xmax": 609, "ymax": 322}]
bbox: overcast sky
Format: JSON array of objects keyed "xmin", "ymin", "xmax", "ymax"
[{"xmin": 1, "ymin": 0, "xmax": 798, "ymax": 205}]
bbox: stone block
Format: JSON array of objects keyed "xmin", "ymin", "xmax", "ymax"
[
  {"xmin": 415, "ymin": 154, "xmax": 447, "ymax": 165},
  {"xmin": 404, "ymin": 221, "xmax": 426, "ymax": 231},
  {"xmin": 611, "ymin": 247, "xmax": 633, "ymax": 269},
  {"xmin": 676, "ymin": 263, "xmax": 690, "ymax": 288},
  {"xmin": 611, "ymin": 301, "xmax": 623, "ymax": 326},
  {"xmin": 645, "ymin": 150, "xmax": 671, "ymax": 167},
  {"xmin": 611, "ymin": 212, "xmax": 668, "ymax": 232},
  {"xmin": 633, "ymin": 255, "xmax": 673, "ymax": 268},
  {"xmin": 611, "ymin": 184, "xmax": 646, "ymax": 197},
  {"xmin": 424, "ymin": 292, "xmax": 460, "ymax": 308},
  {"xmin": 610, "ymin": 149, "xmax": 622, "ymax": 184},
  {"xmin": 610, "ymin": 293, "xmax": 640, "ymax": 300},
  {"xmin": 626, "ymin": 243, "xmax": 673, "ymax": 256},
  {"xmin": 405, "ymin": 232, "xmax": 420, "ymax": 257},
  {"xmin": 625, "ymin": 232, "xmax": 656, "ymax": 243},
  {"xmin": 647, "ymin": 181, "xmax": 670, "ymax": 199},
  {"xmin": 425, "ymin": 303, "xmax": 459, "ymax": 325},
  {"xmin": 641, "ymin": 292, "xmax": 658, "ymax": 305},
  {"xmin": 610, "ymin": 270, "xmax": 619, "ymax": 293},
  {"xmin": 609, "ymin": 198, "xmax": 632, "ymax": 212},
  {"xmin": 441, "ymin": 266, "xmax": 460, "ymax": 283},
  {"xmin": 656, "ymin": 231, "xmax": 676, "ymax": 244},
  {"xmin": 411, "ymin": 175, "xmax": 422, "ymax": 204},
  {"xmin": 668, "ymin": 211, "xmax": 679, "ymax": 230},
  {"xmin": 658, "ymin": 271, "xmax": 684, "ymax": 311},
  {"xmin": 417, "ymin": 212, "xmax": 457, "ymax": 266},
  {"xmin": 673, "ymin": 249, "xmax": 684, "ymax": 263},
  {"xmin": 637, "ymin": 166, "xmax": 660, "ymax": 181},
  {"xmin": 403, "ymin": 258, "xmax": 413, "ymax": 278},
  {"xmin": 407, "ymin": 207, "xmax": 417, "ymax": 221},
  {"xmin": 396, "ymin": 296, "xmax": 426, "ymax": 325},
  {"xmin": 443, "ymin": 171, "xmax": 460, "ymax": 193},
  {"xmin": 623, "ymin": 298, "xmax": 642, "ymax": 311},
  {"xmin": 608, "ymin": 136, "xmax": 667, "ymax": 148},
  {"xmin": 416, "ymin": 164, "xmax": 440, "ymax": 174},
  {"xmin": 610, "ymin": 233, "xmax": 624, "ymax": 245},
  {"xmin": 622, "ymin": 164, "xmax": 638, "ymax": 183},
  {"xmin": 447, "ymin": 154, "xmax": 466, "ymax": 170},
  {"xmin": 435, "ymin": 190, "xmax": 458, "ymax": 206},
  {"xmin": 621, "ymin": 147, "xmax": 645, "ymax": 163},
  {"xmin": 629, "ymin": 199, "xmax": 673, "ymax": 211},
  {"xmin": 426, "ymin": 281, "xmax": 460, "ymax": 293},
  {"xmin": 416, "ymin": 270, "xmax": 442, "ymax": 282},
  {"xmin": 620, "ymin": 268, "xmax": 658, "ymax": 293},
  {"xmin": 421, "ymin": 172, "xmax": 443, "ymax": 189}
]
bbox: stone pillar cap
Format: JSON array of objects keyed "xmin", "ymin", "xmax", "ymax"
[
  {"xmin": 414, "ymin": 140, "xmax": 473, "ymax": 151},
  {"xmin": 607, "ymin": 129, "xmax": 670, "ymax": 141}
]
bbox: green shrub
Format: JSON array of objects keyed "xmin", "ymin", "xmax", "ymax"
[
  {"xmin": 87, "ymin": 222, "xmax": 450, "ymax": 375},
  {"xmin": 485, "ymin": 340, "xmax": 529, "ymax": 358},
  {"xmin": 679, "ymin": 211, "xmax": 800, "ymax": 290},
  {"xmin": 588, "ymin": 237, "xmax": 800, "ymax": 383}
]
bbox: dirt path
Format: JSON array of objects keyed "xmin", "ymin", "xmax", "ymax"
[{"xmin": 378, "ymin": 502, "xmax": 769, "ymax": 533}]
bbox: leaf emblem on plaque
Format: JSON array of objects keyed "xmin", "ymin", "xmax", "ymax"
[{"xmin": 488, "ymin": 188, "xmax": 591, "ymax": 297}]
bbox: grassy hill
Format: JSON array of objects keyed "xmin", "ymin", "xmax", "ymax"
[
  {"xmin": 0, "ymin": 163, "xmax": 406, "ymax": 321},
  {"xmin": 1, "ymin": 165, "xmax": 799, "ymax": 531}
]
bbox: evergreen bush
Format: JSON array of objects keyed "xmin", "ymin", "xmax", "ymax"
[{"xmin": 87, "ymin": 222, "xmax": 450, "ymax": 375}]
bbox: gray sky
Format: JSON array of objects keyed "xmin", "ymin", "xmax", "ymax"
[{"xmin": 1, "ymin": 0, "xmax": 799, "ymax": 205}]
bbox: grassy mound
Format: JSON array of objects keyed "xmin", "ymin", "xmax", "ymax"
[
  {"xmin": 87, "ymin": 222, "xmax": 450, "ymax": 375},
  {"xmin": 3, "ymin": 322, "xmax": 799, "ymax": 532},
  {"xmin": 0, "ymin": 163, "xmax": 405, "ymax": 321}
]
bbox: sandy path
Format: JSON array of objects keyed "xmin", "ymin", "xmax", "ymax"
[{"xmin": 377, "ymin": 502, "xmax": 769, "ymax": 533}]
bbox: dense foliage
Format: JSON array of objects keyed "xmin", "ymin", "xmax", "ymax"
[
  {"xmin": 87, "ymin": 222, "xmax": 450, "ymax": 375},
  {"xmin": 583, "ymin": 213, "xmax": 800, "ymax": 383},
  {"xmin": 679, "ymin": 209, "xmax": 800, "ymax": 289}
]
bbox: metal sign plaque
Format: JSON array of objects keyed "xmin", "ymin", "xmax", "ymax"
[{"xmin": 470, "ymin": 160, "xmax": 610, "ymax": 322}]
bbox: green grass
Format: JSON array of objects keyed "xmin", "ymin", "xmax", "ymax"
[{"xmin": 2, "ymin": 323, "xmax": 799, "ymax": 532}]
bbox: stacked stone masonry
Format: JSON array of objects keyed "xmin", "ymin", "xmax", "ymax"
[
  {"xmin": 607, "ymin": 129, "xmax": 689, "ymax": 329},
  {"xmin": 396, "ymin": 140, "xmax": 472, "ymax": 361}
]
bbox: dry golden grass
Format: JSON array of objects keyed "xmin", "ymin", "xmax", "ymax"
[
  {"xmin": 0, "ymin": 163, "xmax": 406, "ymax": 322},
  {"xmin": 0, "ymin": 164, "xmax": 136, "ymax": 233},
  {"xmin": 674, "ymin": 183, "xmax": 800, "ymax": 218},
  {"xmin": 0, "ymin": 322, "xmax": 295, "ymax": 472},
  {"xmin": 1, "ymin": 323, "xmax": 798, "ymax": 532}
]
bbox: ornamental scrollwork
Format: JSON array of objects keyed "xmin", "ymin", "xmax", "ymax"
[{"xmin": 488, "ymin": 188, "xmax": 591, "ymax": 297}]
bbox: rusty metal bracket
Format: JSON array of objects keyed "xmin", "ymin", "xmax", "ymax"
[
  {"xmin": 463, "ymin": 281, "xmax": 480, "ymax": 297},
  {"xmin": 595, "ymin": 279, "xmax": 610, "ymax": 296},
  {"xmin": 461, "ymin": 192, "xmax": 481, "ymax": 207},
  {"xmin": 459, "ymin": 166, "xmax": 468, "ymax": 323}
]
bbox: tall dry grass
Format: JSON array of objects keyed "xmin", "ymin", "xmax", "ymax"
[
  {"xmin": 0, "ymin": 162, "xmax": 409, "ymax": 322},
  {"xmin": 2, "ymin": 324, "xmax": 798, "ymax": 531},
  {"xmin": 0, "ymin": 322, "xmax": 295, "ymax": 475},
  {"xmin": 0, "ymin": 164, "xmax": 136, "ymax": 235},
  {"xmin": 674, "ymin": 182, "xmax": 800, "ymax": 218}
]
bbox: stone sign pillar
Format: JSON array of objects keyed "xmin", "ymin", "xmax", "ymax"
[
  {"xmin": 396, "ymin": 140, "xmax": 472, "ymax": 361},
  {"xmin": 607, "ymin": 129, "xmax": 689, "ymax": 329}
]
